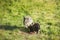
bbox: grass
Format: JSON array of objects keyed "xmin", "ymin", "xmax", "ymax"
[{"xmin": 0, "ymin": 0, "xmax": 60, "ymax": 40}]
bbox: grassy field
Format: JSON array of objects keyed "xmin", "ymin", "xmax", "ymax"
[{"xmin": 0, "ymin": 0, "xmax": 60, "ymax": 40}]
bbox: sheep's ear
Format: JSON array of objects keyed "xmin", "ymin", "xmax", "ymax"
[{"xmin": 23, "ymin": 16, "xmax": 25, "ymax": 25}]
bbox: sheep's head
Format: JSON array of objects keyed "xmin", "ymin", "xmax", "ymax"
[{"xmin": 23, "ymin": 16, "xmax": 33, "ymax": 28}]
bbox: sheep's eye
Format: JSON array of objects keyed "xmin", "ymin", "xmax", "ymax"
[{"xmin": 26, "ymin": 18, "xmax": 29, "ymax": 20}]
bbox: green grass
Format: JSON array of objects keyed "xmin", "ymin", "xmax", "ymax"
[{"xmin": 0, "ymin": 0, "xmax": 60, "ymax": 40}]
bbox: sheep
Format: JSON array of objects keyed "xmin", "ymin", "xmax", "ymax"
[{"xmin": 23, "ymin": 16, "xmax": 40, "ymax": 34}]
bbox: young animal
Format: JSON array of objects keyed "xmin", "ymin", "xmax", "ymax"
[{"xmin": 23, "ymin": 16, "xmax": 40, "ymax": 34}]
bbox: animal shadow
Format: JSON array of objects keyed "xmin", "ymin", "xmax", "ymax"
[{"xmin": 0, "ymin": 25, "xmax": 29, "ymax": 33}]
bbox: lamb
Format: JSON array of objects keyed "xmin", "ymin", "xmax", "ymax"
[{"xmin": 23, "ymin": 16, "xmax": 40, "ymax": 34}]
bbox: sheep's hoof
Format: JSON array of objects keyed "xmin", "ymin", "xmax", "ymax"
[{"xmin": 30, "ymin": 32, "xmax": 34, "ymax": 34}]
